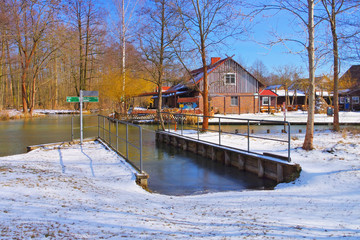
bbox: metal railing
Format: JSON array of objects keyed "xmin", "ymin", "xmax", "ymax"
[
  {"xmin": 97, "ymin": 115, "xmax": 143, "ymax": 173},
  {"xmin": 71, "ymin": 115, "xmax": 98, "ymax": 142},
  {"xmin": 159, "ymin": 112, "xmax": 291, "ymax": 162}
]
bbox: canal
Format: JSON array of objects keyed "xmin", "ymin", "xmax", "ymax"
[{"xmin": 2, "ymin": 114, "xmax": 341, "ymax": 195}]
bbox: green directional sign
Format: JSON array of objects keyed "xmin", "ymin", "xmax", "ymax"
[
  {"xmin": 66, "ymin": 96, "xmax": 79, "ymax": 102},
  {"xmin": 66, "ymin": 96, "xmax": 99, "ymax": 103},
  {"xmin": 83, "ymin": 96, "xmax": 99, "ymax": 102}
]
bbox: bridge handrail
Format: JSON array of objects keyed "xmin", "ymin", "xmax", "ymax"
[
  {"xmin": 97, "ymin": 115, "xmax": 143, "ymax": 173},
  {"xmin": 159, "ymin": 112, "xmax": 291, "ymax": 162}
]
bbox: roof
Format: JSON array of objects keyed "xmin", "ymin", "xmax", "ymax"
[
  {"xmin": 259, "ymin": 89, "xmax": 278, "ymax": 97},
  {"xmin": 138, "ymin": 86, "xmax": 173, "ymax": 97},
  {"xmin": 265, "ymin": 85, "xmax": 283, "ymax": 90},
  {"xmin": 275, "ymin": 89, "xmax": 306, "ymax": 97},
  {"xmin": 188, "ymin": 57, "xmax": 230, "ymax": 84},
  {"xmin": 339, "ymin": 87, "xmax": 360, "ymax": 96},
  {"xmin": 340, "ymin": 65, "xmax": 360, "ymax": 87},
  {"xmin": 186, "ymin": 57, "xmax": 265, "ymax": 87},
  {"xmin": 161, "ymin": 86, "xmax": 170, "ymax": 91}
]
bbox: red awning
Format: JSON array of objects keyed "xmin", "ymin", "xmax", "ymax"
[{"xmin": 259, "ymin": 89, "xmax": 278, "ymax": 96}]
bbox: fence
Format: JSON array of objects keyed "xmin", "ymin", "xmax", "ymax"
[
  {"xmin": 159, "ymin": 112, "xmax": 291, "ymax": 162},
  {"xmin": 71, "ymin": 115, "xmax": 98, "ymax": 141},
  {"xmin": 97, "ymin": 115, "xmax": 143, "ymax": 173}
]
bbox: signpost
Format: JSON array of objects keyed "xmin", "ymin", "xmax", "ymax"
[
  {"xmin": 67, "ymin": 90, "xmax": 99, "ymax": 144},
  {"xmin": 66, "ymin": 96, "xmax": 98, "ymax": 103}
]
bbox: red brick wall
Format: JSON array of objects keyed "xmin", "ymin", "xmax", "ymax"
[{"xmin": 199, "ymin": 94, "xmax": 259, "ymax": 114}]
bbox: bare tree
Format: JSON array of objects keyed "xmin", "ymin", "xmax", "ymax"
[
  {"xmin": 258, "ymin": 0, "xmax": 320, "ymax": 150},
  {"xmin": 175, "ymin": 0, "xmax": 244, "ymax": 131},
  {"xmin": 66, "ymin": 0, "xmax": 105, "ymax": 96},
  {"xmin": 7, "ymin": 0, "xmax": 59, "ymax": 115},
  {"xmin": 111, "ymin": 0, "xmax": 141, "ymax": 113},
  {"xmin": 137, "ymin": 0, "xmax": 181, "ymax": 130},
  {"xmin": 273, "ymin": 64, "xmax": 301, "ymax": 106},
  {"xmin": 321, "ymin": 0, "xmax": 360, "ymax": 131},
  {"xmin": 250, "ymin": 59, "xmax": 270, "ymax": 85}
]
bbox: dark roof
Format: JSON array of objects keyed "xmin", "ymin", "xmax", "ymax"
[
  {"xmin": 340, "ymin": 65, "xmax": 360, "ymax": 87},
  {"xmin": 265, "ymin": 85, "xmax": 283, "ymax": 90},
  {"xmin": 188, "ymin": 57, "xmax": 230, "ymax": 84}
]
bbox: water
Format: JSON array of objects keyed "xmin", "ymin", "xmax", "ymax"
[
  {"xmin": 0, "ymin": 115, "xmax": 98, "ymax": 157},
  {"xmin": 1, "ymin": 115, "xmax": 279, "ymax": 195}
]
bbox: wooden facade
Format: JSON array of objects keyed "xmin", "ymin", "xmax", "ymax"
[
  {"xmin": 196, "ymin": 57, "xmax": 264, "ymax": 114},
  {"xmin": 198, "ymin": 58, "xmax": 260, "ymax": 94}
]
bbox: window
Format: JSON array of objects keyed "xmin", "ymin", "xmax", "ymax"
[
  {"xmin": 231, "ymin": 96, "xmax": 238, "ymax": 106},
  {"xmin": 353, "ymin": 96, "xmax": 359, "ymax": 104},
  {"xmin": 225, "ymin": 73, "xmax": 236, "ymax": 85},
  {"xmin": 262, "ymin": 97, "xmax": 270, "ymax": 105}
]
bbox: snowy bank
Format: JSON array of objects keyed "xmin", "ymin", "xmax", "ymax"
[
  {"xmin": 0, "ymin": 133, "xmax": 360, "ymax": 239},
  {"xmin": 213, "ymin": 111, "xmax": 360, "ymax": 124}
]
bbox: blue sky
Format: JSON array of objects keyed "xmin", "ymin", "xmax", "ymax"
[{"xmin": 102, "ymin": 0, "xmax": 356, "ymax": 79}]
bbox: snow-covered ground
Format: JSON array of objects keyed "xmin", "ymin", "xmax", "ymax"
[
  {"xmin": 1, "ymin": 130, "xmax": 359, "ymax": 239},
  {"xmin": 213, "ymin": 111, "xmax": 360, "ymax": 124}
]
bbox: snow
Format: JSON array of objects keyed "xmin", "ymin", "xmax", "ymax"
[
  {"xmin": 1, "ymin": 129, "xmax": 360, "ymax": 239},
  {"xmin": 213, "ymin": 111, "xmax": 360, "ymax": 124}
]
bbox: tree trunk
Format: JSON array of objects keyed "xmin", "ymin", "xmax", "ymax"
[
  {"xmin": 21, "ymin": 72, "xmax": 29, "ymax": 114},
  {"xmin": 54, "ymin": 58, "xmax": 58, "ymax": 109},
  {"xmin": 303, "ymin": 0, "xmax": 315, "ymax": 150},
  {"xmin": 157, "ymin": 86, "xmax": 165, "ymax": 130},
  {"xmin": 201, "ymin": 58, "xmax": 209, "ymax": 131},
  {"xmin": 29, "ymin": 75, "xmax": 37, "ymax": 116},
  {"xmin": 330, "ymin": 0, "xmax": 340, "ymax": 131}
]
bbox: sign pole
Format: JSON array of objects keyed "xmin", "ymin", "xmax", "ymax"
[
  {"xmin": 67, "ymin": 90, "xmax": 98, "ymax": 145},
  {"xmin": 80, "ymin": 90, "xmax": 83, "ymax": 144}
]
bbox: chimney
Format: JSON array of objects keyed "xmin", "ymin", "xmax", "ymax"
[{"xmin": 211, "ymin": 57, "xmax": 221, "ymax": 65}]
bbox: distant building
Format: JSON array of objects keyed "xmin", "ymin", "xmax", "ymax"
[
  {"xmin": 259, "ymin": 89, "xmax": 279, "ymax": 113},
  {"xmin": 339, "ymin": 65, "xmax": 360, "ymax": 111}
]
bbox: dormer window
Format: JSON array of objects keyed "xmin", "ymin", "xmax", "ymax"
[{"xmin": 225, "ymin": 73, "xmax": 236, "ymax": 85}]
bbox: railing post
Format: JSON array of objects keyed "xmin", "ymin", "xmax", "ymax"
[
  {"xmin": 139, "ymin": 127, "xmax": 143, "ymax": 172},
  {"xmin": 71, "ymin": 115, "xmax": 74, "ymax": 142},
  {"xmin": 288, "ymin": 122, "xmax": 291, "ymax": 162},
  {"xmin": 197, "ymin": 115, "xmax": 200, "ymax": 140},
  {"xmin": 181, "ymin": 114, "xmax": 183, "ymax": 135},
  {"xmin": 97, "ymin": 115, "xmax": 100, "ymax": 138},
  {"xmin": 116, "ymin": 120, "xmax": 118, "ymax": 152},
  {"xmin": 126, "ymin": 124, "xmax": 129, "ymax": 159},
  {"xmin": 103, "ymin": 117, "xmax": 105, "ymax": 139},
  {"xmin": 168, "ymin": 114, "xmax": 170, "ymax": 132},
  {"xmin": 108, "ymin": 118, "xmax": 111, "ymax": 145},
  {"xmin": 219, "ymin": 118, "xmax": 221, "ymax": 145},
  {"xmin": 247, "ymin": 120, "xmax": 250, "ymax": 152}
]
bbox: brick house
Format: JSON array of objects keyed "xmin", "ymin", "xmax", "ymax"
[
  {"xmin": 339, "ymin": 65, "xmax": 360, "ymax": 111},
  {"xmin": 157, "ymin": 56, "xmax": 265, "ymax": 114}
]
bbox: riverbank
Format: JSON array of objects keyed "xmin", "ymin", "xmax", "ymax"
[
  {"xmin": 0, "ymin": 109, "xmax": 96, "ymax": 121},
  {"xmin": 2, "ymin": 109, "xmax": 360, "ymax": 124},
  {"xmin": 0, "ymin": 130, "xmax": 359, "ymax": 239},
  {"xmin": 213, "ymin": 111, "xmax": 360, "ymax": 124}
]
